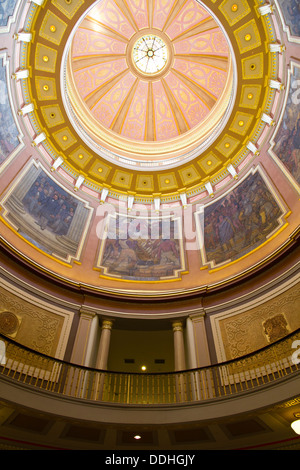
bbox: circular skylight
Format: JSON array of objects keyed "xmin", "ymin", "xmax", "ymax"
[
  {"xmin": 132, "ymin": 35, "xmax": 168, "ymax": 75},
  {"xmin": 63, "ymin": 0, "xmax": 236, "ymax": 169}
]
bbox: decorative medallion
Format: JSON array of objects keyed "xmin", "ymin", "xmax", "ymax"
[
  {"xmin": 263, "ymin": 314, "xmax": 290, "ymax": 343},
  {"xmin": 0, "ymin": 311, "xmax": 20, "ymax": 336}
]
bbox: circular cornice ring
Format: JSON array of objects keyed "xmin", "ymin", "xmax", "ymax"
[
  {"xmin": 21, "ymin": 0, "xmax": 280, "ymax": 201},
  {"xmin": 63, "ymin": 0, "xmax": 236, "ymax": 170}
]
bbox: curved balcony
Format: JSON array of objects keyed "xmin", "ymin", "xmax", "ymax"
[{"xmin": 0, "ymin": 331, "xmax": 299, "ymax": 407}]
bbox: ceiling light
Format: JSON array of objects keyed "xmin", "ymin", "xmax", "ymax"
[
  {"xmin": 134, "ymin": 435, "xmax": 141, "ymax": 440},
  {"xmin": 141, "ymin": 365, "xmax": 147, "ymax": 371},
  {"xmin": 291, "ymin": 420, "xmax": 300, "ymax": 435}
]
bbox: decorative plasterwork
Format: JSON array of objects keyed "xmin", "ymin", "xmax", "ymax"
[
  {"xmin": 210, "ymin": 277, "xmax": 300, "ymax": 362},
  {"xmin": 14, "ymin": 0, "xmax": 283, "ymax": 204},
  {"xmin": 64, "ymin": 0, "xmax": 234, "ymax": 169},
  {"xmin": 0, "ymin": 0, "xmax": 297, "ymax": 296}
]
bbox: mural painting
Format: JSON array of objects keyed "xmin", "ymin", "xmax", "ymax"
[
  {"xmin": 0, "ymin": 58, "xmax": 20, "ymax": 165},
  {"xmin": 277, "ymin": 0, "xmax": 300, "ymax": 38},
  {"xmin": 199, "ymin": 170, "xmax": 284, "ymax": 267},
  {"xmin": 1, "ymin": 163, "xmax": 91, "ymax": 262},
  {"xmin": 272, "ymin": 65, "xmax": 300, "ymax": 186},
  {"xmin": 0, "ymin": 0, "xmax": 18, "ymax": 28},
  {"xmin": 98, "ymin": 214, "xmax": 185, "ymax": 281}
]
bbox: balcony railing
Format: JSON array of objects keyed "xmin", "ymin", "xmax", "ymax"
[{"xmin": 0, "ymin": 330, "xmax": 299, "ymax": 405}]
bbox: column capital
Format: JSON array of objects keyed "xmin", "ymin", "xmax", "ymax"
[
  {"xmin": 172, "ymin": 320, "xmax": 184, "ymax": 332},
  {"xmin": 79, "ymin": 308, "xmax": 98, "ymax": 321},
  {"xmin": 101, "ymin": 319, "xmax": 114, "ymax": 330},
  {"xmin": 188, "ymin": 309, "xmax": 206, "ymax": 321}
]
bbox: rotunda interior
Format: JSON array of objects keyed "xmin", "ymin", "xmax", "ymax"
[{"xmin": 0, "ymin": 0, "xmax": 299, "ymax": 451}]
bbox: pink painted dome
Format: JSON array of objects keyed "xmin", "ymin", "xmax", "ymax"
[{"xmin": 67, "ymin": 0, "xmax": 234, "ymax": 167}]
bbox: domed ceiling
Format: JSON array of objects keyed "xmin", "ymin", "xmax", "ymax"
[
  {"xmin": 0, "ymin": 0, "xmax": 299, "ymax": 297},
  {"xmin": 65, "ymin": 0, "xmax": 234, "ymax": 167}
]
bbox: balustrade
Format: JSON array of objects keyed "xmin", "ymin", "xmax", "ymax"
[{"xmin": 0, "ymin": 331, "xmax": 299, "ymax": 405}]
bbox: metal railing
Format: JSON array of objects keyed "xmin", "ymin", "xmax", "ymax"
[{"xmin": 0, "ymin": 331, "xmax": 299, "ymax": 405}]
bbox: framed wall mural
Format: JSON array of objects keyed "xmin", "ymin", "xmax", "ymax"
[
  {"xmin": 96, "ymin": 212, "xmax": 186, "ymax": 281},
  {"xmin": 0, "ymin": 54, "xmax": 23, "ymax": 169},
  {"xmin": 0, "ymin": 160, "xmax": 93, "ymax": 263},
  {"xmin": 270, "ymin": 61, "xmax": 300, "ymax": 191},
  {"xmin": 0, "ymin": 0, "xmax": 21, "ymax": 32},
  {"xmin": 275, "ymin": 0, "xmax": 300, "ymax": 43},
  {"xmin": 195, "ymin": 167, "xmax": 288, "ymax": 268}
]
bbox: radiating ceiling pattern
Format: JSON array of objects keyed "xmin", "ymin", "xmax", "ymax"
[
  {"xmin": 70, "ymin": 0, "xmax": 230, "ymax": 143},
  {"xmin": 0, "ymin": 0, "xmax": 298, "ymax": 297}
]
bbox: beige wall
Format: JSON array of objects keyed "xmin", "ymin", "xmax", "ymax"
[
  {"xmin": 0, "ymin": 286, "xmax": 72, "ymax": 358},
  {"xmin": 215, "ymin": 281, "xmax": 300, "ymax": 360}
]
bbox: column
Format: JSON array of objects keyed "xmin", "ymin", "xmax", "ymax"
[
  {"xmin": 188, "ymin": 312, "xmax": 211, "ymax": 368},
  {"xmin": 84, "ymin": 314, "xmax": 100, "ymax": 367},
  {"xmin": 96, "ymin": 319, "xmax": 113, "ymax": 370},
  {"xmin": 70, "ymin": 311, "xmax": 99, "ymax": 365},
  {"xmin": 94, "ymin": 319, "xmax": 113, "ymax": 401},
  {"xmin": 67, "ymin": 311, "xmax": 100, "ymax": 399},
  {"xmin": 172, "ymin": 320, "xmax": 186, "ymax": 371},
  {"xmin": 81, "ymin": 313, "xmax": 101, "ymax": 399},
  {"xmin": 186, "ymin": 312, "xmax": 213, "ymax": 400},
  {"xmin": 172, "ymin": 320, "xmax": 186, "ymax": 402}
]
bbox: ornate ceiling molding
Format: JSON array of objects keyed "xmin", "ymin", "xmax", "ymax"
[
  {"xmin": 0, "ymin": 0, "xmax": 298, "ymax": 298},
  {"xmin": 14, "ymin": 0, "xmax": 284, "ymax": 204}
]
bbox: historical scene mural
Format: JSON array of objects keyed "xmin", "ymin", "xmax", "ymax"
[
  {"xmin": 277, "ymin": 0, "xmax": 300, "ymax": 38},
  {"xmin": 0, "ymin": 57, "xmax": 21, "ymax": 165},
  {"xmin": 1, "ymin": 163, "xmax": 92, "ymax": 262},
  {"xmin": 0, "ymin": 0, "xmax": 18, "ymax": 28},
  {"xmin": 272, "ymin": 64, "xmax": 300, "ymax": 186},
  {"xmin": 198, "ymin": 170, "xmax": 285, "ymax": 267},
  {"xmin": 97, "ymin": 213, "xmax": 185, "ymax": 281}
]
